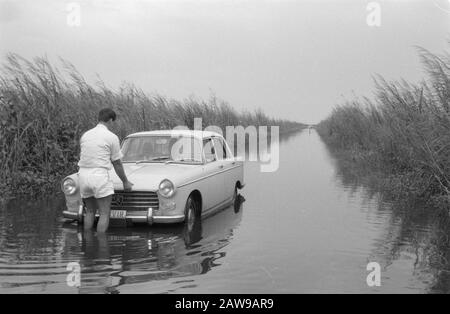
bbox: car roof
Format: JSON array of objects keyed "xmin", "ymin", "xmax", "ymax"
[{"xmin": 126, "ymin": 129, "xmax": 224, "ymax": 139}]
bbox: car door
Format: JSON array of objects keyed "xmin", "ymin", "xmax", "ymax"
[
  {"xmin": 201, "ymin": 137, "xmax": 225, "ymax": 211},
  {"xmin": 212, "ymin": 137, "xmax": 237, "ymax": 201}
]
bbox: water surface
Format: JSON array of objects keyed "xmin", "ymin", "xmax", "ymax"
[{"xmin": 1, "ymin": 130, "xmax": 449, "ymax": 293}]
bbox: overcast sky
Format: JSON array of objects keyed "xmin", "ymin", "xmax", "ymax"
[{"xmin": 0, "ymin": 0, "xmax": 449, "ymax": 124}]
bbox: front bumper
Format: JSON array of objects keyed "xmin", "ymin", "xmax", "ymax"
[{"xmin": 63, "ymin": 206, "xmax": 185, "ymax": 225}]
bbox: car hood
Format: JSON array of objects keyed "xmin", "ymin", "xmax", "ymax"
[{"xmin": 109, "ymin": 163, "xmax": 200, "ymax": 191}]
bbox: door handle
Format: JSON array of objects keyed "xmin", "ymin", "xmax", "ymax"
[
  {"xmin": 231, "ymin": 161, "xmax": 236, "ymax": 165},
  {"xmin": 218, "ymin": 165, "xmax": 224, "ymax": 169}
]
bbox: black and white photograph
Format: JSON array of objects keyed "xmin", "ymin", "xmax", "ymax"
[{"xmin": 0, "ymin": 0, "xmax": 449, "ymax": 298}]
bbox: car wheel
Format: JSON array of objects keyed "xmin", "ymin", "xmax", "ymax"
[
  {"xmin": 232, "ymin": 184, "xmax": 238, "ymax": 203},
  {"xmin": 184, "ymin": 196, "xmax": 198, "ymax": 231},
  {"xmin": 183, "ymin": 197, "xmax": 202, "ymax": 246}
]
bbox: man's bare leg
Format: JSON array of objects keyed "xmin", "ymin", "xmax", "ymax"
[
  {"xmin": 96, "ymin": 232, "xmax": 110, "ymax": 260},
  {"xmin": 83, "ymin": 197, "xmax": 97, "ymax": 230},
  {"xmin": 96, "ymin": 195, "xmax": 112, "ymax": 233}
]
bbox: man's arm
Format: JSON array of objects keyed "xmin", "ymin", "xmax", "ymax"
[
  {"xmin": 112, "ymin": 159, "xmax": 133, "ymax": 191},
  {"xmin": 110, "ymin": 134, "xmax": 133, "ymax": 191}
]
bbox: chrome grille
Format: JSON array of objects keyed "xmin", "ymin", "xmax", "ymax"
[{"xmin": 111, "ymin": 191, "xmax": 159, "ymax": 211}]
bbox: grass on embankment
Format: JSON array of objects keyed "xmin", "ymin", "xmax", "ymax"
[
  {"xmin": 317, "ymin": 45, "xmax": 450, "ymax": 210},
  {"xmin": 0, "ymin": 53, "xmax": 304, "ymax": 198}
]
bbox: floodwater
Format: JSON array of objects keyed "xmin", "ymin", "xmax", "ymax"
[{"xmin": 0, "ymin": 129, "xmax": 449, "ymax": 294}]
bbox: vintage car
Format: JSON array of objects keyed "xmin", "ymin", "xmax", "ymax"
[{"xmin": 61, "ymin": 130, "xmax": 245, "ymax": 227}]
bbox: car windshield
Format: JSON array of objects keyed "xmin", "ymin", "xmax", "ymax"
[{"xmin": 121, "ymin": 135, "xmax": 203, "ymax": 164}]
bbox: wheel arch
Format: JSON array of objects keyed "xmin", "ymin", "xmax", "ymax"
[{"xmin": 188, "ymin": 189, "xmax": 203, "ymax": 215}]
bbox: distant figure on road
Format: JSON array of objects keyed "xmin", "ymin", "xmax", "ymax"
[{"xmin": 78, "ymin": 108, "xmax": 134, "ymax": 232}]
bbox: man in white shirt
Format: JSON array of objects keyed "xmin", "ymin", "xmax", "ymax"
[{"xmin": 78, "ymin": 108, "xmax": 133, "ymax": 232}]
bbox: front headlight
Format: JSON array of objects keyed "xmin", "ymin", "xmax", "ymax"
[
  {"xmin": 159, "ymin": 179, "xmax": 175, "ymax": 198},
  {"xmin": 62, "ymin": 178, "xmax": 77, "ymax": 196}
]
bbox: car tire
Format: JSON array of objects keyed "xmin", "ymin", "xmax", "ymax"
[
  {"xmin": 183, "ymin": 196, "xmax": 202, "ymax": 246},
  {"xmin": 184, "ymin": 195, "xmax": 198, "ymax": 231},
  {"xmin": 232, "ymin": 184, "xmax": 238, "ymax": 203}
]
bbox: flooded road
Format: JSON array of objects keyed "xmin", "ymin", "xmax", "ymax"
[{"xmin": 1, "ymin": 130, "xmax": 449, "ymax": 293}]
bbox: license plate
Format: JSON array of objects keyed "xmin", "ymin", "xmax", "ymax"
[{"xmin": 110, "ymin": 210, "xmax": 127, "ymax": 219}]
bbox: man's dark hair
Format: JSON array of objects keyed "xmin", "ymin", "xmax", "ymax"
[{"xmin": 98, "ymin": 108, "xmax": 117, "ymax": 122}]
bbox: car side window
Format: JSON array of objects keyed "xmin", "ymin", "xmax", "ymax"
[
  {"xmin": 212, "ymin": 137, "xmax": 228, "ymax": 160},
  {"xmin": 203, "ymin": 138, "xmax": 216, "ymax": 163}
]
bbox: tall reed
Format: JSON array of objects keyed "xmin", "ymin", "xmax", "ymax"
[{"xmin": 317, "ymin": 44, "xmax": 450, "ymax": 207}]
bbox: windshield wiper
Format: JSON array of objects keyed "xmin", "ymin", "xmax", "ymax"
[
  {"xmin": 134, "ymin": 156, "xmax": 171, "ymax": 164},
  {"xmin": 134, "ymin": 160, "xmax": 152, "ymax": 164},
  {"xmin": 165, "ymin": 158, "xmax": 202, "ymax": 164},
  {"xmin": 150, "ymin": 156, "xmax": 171, "ymax": 161}
]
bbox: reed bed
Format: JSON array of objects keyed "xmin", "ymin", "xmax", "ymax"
[
  {"xmin": 317, "ymin": 45, "xmax": 450, "ymax": 208},
  {"xmin": 0, "ymin": 53, "xmax": 304, "ymax": 198}
]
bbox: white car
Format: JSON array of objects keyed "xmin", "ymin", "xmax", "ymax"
[{"xmin": 61, "ymin": 130, "xmax": 245, "ymax": 227}]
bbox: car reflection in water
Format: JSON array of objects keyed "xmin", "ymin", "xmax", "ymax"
[{"xmin": 62, "ymin": 195, "xmax": 245, "ymax": 294}]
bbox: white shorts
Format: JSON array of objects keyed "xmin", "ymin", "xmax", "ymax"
[{"xmin": 78, "ymin": 168, "xmax": 114, "ymax": 199}]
